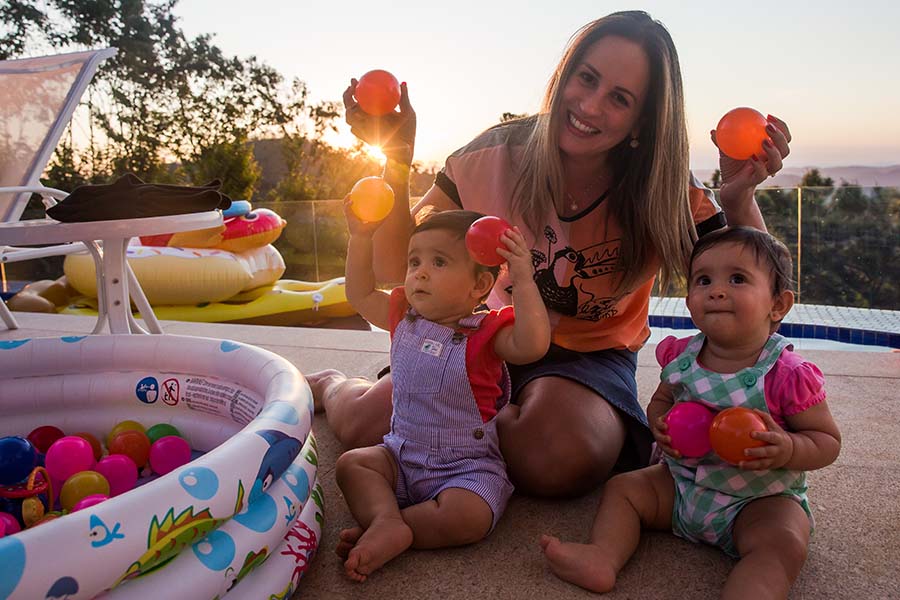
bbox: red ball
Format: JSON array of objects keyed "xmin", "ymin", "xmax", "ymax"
[
  {"xmin": 465, "ymin": 216, "xmax": 512, "ymax": 266},
  {"xmin": 709, "ymin": 406, "xmax": 768, "ymax": 465},
  {"xmin": 715, "ymin": 107, "xmax": 768, "ymax": 161},
  {"xmin": 27, "ymin": 426, "xmax": 65, "ymax": 454},
  {"xmin": 355, "ymin": 69, "xmax": 401, "ymax": 116}
]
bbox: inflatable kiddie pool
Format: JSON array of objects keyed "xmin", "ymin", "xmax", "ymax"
[{"xmin": 0, "ymin": 334, "xmax": 323, "ymax": 600}]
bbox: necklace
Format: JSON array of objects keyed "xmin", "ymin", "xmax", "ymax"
[{"xmin": 565, "ymin": 172, "xmax": 609, "ymax": 211}]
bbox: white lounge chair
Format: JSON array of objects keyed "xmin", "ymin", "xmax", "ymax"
[{"xmin": 0, "ymin": 48, "xmax": 223, "ymax": 334}]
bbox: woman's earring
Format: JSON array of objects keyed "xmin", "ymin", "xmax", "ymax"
[{"xmin": 629, "ymin": 137, "xmax": 640, "ymax": 148}]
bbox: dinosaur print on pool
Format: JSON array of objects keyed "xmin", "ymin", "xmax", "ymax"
[
  {"xmin": 250, "ymin": 430, "xmax": 304, "ymax": 503},
  {"xmin": 115, "ymin": 481, "xmax": 245, "ymax": 584}
]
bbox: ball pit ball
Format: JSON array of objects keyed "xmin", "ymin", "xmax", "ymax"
[
  {"xmin": 108, "ymin": 430, "xmax": 151, "ymax": 468},
  {"xmin": 355, "ymin": 69, "xmax": 401, "ymax": 116},
  {"xmin": 72, "ymin": 432, "xmax": 103, "ymax": 461},
  {"xmin": 0, "ymin": 436, "xmax": 38, "ymax": 485},
  {"xmin": 349, "ymin": 176, "xmax": 395, "ymax": 223},
  {"xmin": 146, "ymin": 423, "xmax": 182, "ymax": 445},
  {"xmin": 106, "ymin": 420, "xmax": 146, "ymax": 448},
  {"xmin": 72, "ymin": 493, "xmax": 109, "ymax": 512},
  {"xmin": 95, "ymin": 454, "xmax": 138, "ymax": 497},
  {"xmin": 26, "ymin": 426, "xmax": 65, "ymax": 454},
  {"xmin": 0, "ymin": 511, "xmax": 21, "ymax": 536},
  {"xmin": 664, "ymin": 402, "xmax": 715, "ymax": 458},
  {"xmin": 149, "ymin": 435, "xmax": 193, "ymax": 476},
  {"xmin": 465, "ymin": 216, "xmax": 512, "ymax": 266},
  {"xmin": 44, "ymin": 436, "xmax": 94, "ymax": 483},
  {"xmin": 715, "ymin": 107, "xmax": 768, "ymax": 161},
  {"xmin": 60, "ymin": 471, "xmax": 110, "ymax": 513},
  {"xmin": 709, "ymin": 406, "xmax": 768, "ymax": 465}
]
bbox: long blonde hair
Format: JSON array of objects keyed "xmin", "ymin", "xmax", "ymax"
[{"xmin": 512, "ymin": 10, "xmax": 695, "ymax": 293}]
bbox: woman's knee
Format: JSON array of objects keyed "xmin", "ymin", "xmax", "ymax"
[{"xmin": 503, "ymin": 432, "xmax": 617, "ymax": 496}]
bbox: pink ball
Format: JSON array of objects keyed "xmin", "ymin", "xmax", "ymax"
[
  {"xmin": 72, "ymin": 493, "xmax": 109, "ymax": 512},
  {"xmin": 665, "ymin": 402, "xmax": 715, "ymax": 458},
  {"xmin": 44, "ymin": 436, "xmax": 95, "ymax": 482},
  {"xmin": 95, "ymin": 454, "xmax": 138, "ymax": 497},
  {"xmin": 0, "ymin": 511, "xmax": 21, "ymax": 536},
  {"xmin": 149, "ymin": 435, "xmax": 192, "ymax": 476}
]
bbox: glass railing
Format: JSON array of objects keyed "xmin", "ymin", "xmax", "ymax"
[{"xmin": 3, "ymin": 186, "xmax": 898, "ymax": 312}]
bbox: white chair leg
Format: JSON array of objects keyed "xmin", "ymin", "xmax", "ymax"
[
  {"xmin": 0, "ymin": 298, "xmax": 19, "ymax": 330},
  {"xmin": 126, "ymin": 262, "xmax": 163, "ymax": 334}
]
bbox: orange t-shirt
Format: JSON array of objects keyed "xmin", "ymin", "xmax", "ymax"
[{"xmin": 436, "ymin": 120, "xmax": 723, "ymax": 352}]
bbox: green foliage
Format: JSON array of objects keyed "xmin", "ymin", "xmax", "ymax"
[
  {"xmin": 800, "ymin": 168, "xmax": 834, "ymax": 188},
  {"xmin": 183, "ymin": 136, "xmax": 261, "ymax": 200}
]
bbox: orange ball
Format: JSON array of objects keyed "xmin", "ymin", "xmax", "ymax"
[
  {"xmin": 355, "ymin": 69, "xmax": 401, "ymax": 116},
  {"xmin": 709, "ymin": 406, "xmax": 768, "ymax": 465},
  {"xmin": 108, "ymin": 430, "xmax": 151, "ymax": 468},
  {"xmin": 715, "ymin": 107, "xmax": 768, "ymax": 161},
  {"xmin": 349, "ymin": 177, "xmax": 395, "ymax": 223}
]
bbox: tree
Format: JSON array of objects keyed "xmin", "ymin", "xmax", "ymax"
[
  {"xmin": 800, "ymin": 168, "xmax": 834, "ymax": 188},
  {"xmin": 0, "ymin": 0, "xmax": 337, "ymax": 199},
  {"xmin": 704, "ymin": 169, "xmax": 721, "ymax": 189}
]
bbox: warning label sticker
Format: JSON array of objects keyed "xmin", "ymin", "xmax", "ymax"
[{"xmin": 183, "ymin": 377, "xmax": 260, "ymax": 425}]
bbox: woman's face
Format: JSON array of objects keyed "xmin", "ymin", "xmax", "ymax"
[{"xmin": 557, "ymin": 35, "xmax": 650, "ymax": 162}]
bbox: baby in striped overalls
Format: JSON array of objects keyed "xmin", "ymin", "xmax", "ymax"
[
  {"xmin": 335, "ymin": 208, "xmax": 550, "ymax": 582},
  {"xmin": 541, "ymin": 227, "xmax": 842, "ymax": 598}
]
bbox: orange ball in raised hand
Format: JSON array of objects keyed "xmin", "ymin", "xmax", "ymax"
[
  {"xmin": 349, "ymin": 176, "xmax": 395, "ymax": 223},
  {"xmin": 708, "ymin": 406, "xmax": 768, "ymax": 465},
  {"xmin": 715, "ymin": 107, "xmax": 768, "ymax": 161},
  {"xmin": 355, "ymin": 70, "xmax": 401, "ymax": 116}
]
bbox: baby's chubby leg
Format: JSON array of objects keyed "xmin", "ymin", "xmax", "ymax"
[
  {"xmin": 335, "ymin": 446, "xmax": 413, "ymax": 582},
  {"xmin": 400, "ymin": 487, "xmax": 495, "ymax": 549},
  {"xmin": 540, "ymin": 463, "xmax": 675, "ymax": 593},
  {"xmin": 726, "ymin": 496, "xmax": 811, "ymax": 600}
]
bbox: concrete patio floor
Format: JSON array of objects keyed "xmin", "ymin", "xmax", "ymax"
[{"xmin": 2, "ymin": 312, "xmax": 898, "ymax": 599}]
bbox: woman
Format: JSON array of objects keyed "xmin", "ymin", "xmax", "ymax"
[{"xmin": 310, "ymin": 10, "xmax": 791, "ymax": 497}]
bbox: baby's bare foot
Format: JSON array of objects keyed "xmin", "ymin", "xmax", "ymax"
[
  {"xmin": 305, "ymin": 369, "xmax": 347, "ymax": 413},
  {"xmin": 335, "ymin": 526, "xmax": 363, "ymax": 559},
  {"xmin": 539, "ymin": 534, "xmax": 617, "ymax": 593},
  {"xmin": 344, "ymin": 516, "xmax": 413, "ymax": 582}
]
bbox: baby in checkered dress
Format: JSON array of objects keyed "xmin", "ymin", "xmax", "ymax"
[{"xmin": 541, "ymin": 227, "xmax": 841, "ymax": 598}]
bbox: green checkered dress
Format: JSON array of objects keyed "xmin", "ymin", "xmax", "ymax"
[{"xmin": 661, "ymin": 332, "xmax": 811, "ymax": 557}]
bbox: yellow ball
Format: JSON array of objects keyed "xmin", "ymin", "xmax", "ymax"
[
  {"xmin": 106, "ymin": 420, "xmax": 146, "ymax": 448},
  {"xmin": 60, "ymin": 471, "xmax": 110, "ymax": 512},
  {"xmin": 349, "ymin": 177, "xmax": 395, "ymax": 223}
]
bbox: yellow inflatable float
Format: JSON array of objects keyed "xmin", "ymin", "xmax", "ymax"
[
  {"xmin": 51, "ymin": 204, "xmax": 356, "ymax": 326},
  {"xmin": 61, "ymin": 277, "xmax": 356, "ymax": 326}
]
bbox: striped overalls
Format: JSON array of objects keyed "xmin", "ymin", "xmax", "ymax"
[
  {"xmin": 662, "ymin": 333, "xmax": 812, "ymax": 557},
  {"xmin": 382, "ymin": 308, "xmax": 514, "ymax": 530}
]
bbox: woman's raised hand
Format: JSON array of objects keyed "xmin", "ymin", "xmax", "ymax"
[
  {"xmin": 713, "ymin": 114, "xmax": 792, "ymax": 194},
  {"xmin": 343, "ymin": 79, "xmax": 417, "ymax": 166}
]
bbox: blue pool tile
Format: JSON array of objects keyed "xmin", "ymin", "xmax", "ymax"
[
  {"xmin": 839, "ymin": 328, "xmax": 851, "ymax": 343},
  {"xmin": 850, "ymin": 329, "xmax": 863, "ymax": 344}
]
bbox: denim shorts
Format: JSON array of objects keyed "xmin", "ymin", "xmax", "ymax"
[{"xmin": 507, "ymin": 344, "xmax": 653, "ymax": 471}]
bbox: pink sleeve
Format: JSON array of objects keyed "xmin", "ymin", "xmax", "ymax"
[
  {"xmin": 766, "ymin": 352, "xmax": 827, "ymax": 417},
  {"xmin": 655, "ymin": 336, "xmax": 692, "ymax": 368}
]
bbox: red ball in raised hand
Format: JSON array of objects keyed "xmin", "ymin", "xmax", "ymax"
[
  {"xmin": 715, "ymin": 107, "xmax": 768, "ymax": 161},
  {"xmin": 465, "ymin": 216, "xmax": 512, "ymax": 266},
  {"xmin": 665, "ymin": 402, "xmax": 715, "ymax": 458},
  {"xmin": 355, "ymin": 70, "xmax": 401, "ymax": 116},
  {"xmin": 709, "ymin": 406, "xmax": 768, "ymax": 465}
]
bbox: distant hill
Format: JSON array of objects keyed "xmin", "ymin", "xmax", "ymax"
[{"xmin": 693, "ymin": 165, "xmax": 900, "ymax": 188}]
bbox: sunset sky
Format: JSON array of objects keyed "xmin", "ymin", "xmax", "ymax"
[{"xmin": 174, "ymin": 1, "xmax": 900, "ymax": 170}]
